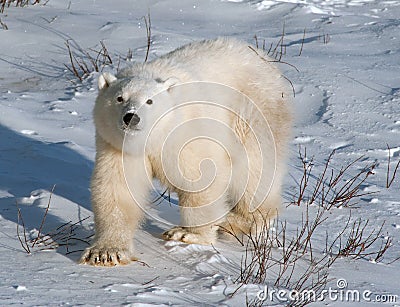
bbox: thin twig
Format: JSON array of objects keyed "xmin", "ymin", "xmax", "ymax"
[
  {"xmin": 0, "ymin": 18, "xmax": 8, "ymax": 30},
  {"xmin": 65, "ymin": 40, "xmax": 82, "ymax": 81},
  {"xmin": 386, "ymin": 144, "xmax": 400, "ymax": 188},
  {"xmin": 143, "ymin": 11, "xmax": 151, "ymax": 63},
  {"xmin": 16, "ymin": 200, "xmax": 30, "ymax": 254},
  {"xmin": 142, "ymin": 276, "xmax": 160, "ymax": 286},
  {"xmin": 32, "ymin": 184, "xmax": 56, "ymax": 247},
  {"xmin": 298, "ymin": 28, "xmax": 306, "ymax": 56}
]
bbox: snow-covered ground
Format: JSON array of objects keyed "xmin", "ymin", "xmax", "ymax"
[{"xmin": 0, "ymin": 0, "xmax": 399, "ymax": 305}]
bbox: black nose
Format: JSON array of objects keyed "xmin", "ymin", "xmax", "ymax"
[{"xmin": 123, "ymin": 113, "xmax": 140, "ymax": 126}]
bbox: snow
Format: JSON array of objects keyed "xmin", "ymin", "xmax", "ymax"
[{"xmin": 0, "ymin": 0, "xmax": 399, "ymax": 306}]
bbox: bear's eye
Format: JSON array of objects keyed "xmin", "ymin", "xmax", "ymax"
[
  {"xmin": 146, "ymin": 99, "xmax": 153, "ymax": 105},
  {"xmin": 116, "ymin": 95, "xmax": 124, "ymax": 103}
]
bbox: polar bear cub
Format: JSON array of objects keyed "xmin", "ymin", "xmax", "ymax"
[{"xmin": 80, "ymin": 38, "xmax": 292, "ymax": 266}]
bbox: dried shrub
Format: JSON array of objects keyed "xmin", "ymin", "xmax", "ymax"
[
  {"xmin": 291, "ymin": 148, "xmax": 377, "ymax": 209},
  {"xmin": 228, "ymin": 148, "xmax": 397, "ymax": 306},
  {"xmin": 16, "ymin": 185, "xmax": 92, "ymax": 255},
  {"xmin": 0, "ymin": 0, "xmax": 47, "ymax": 14},
  {"xmin": 64, "ymin": 39, "xmax": 113, "ymax": 82},
  {"xmin": 66, "ymin": 12, "xmax": 152, "ymax": 81}
]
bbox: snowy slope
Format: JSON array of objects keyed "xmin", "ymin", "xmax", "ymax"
[{"xmin": 0, "ymin": 0, "xmax": 399, "ymax": 306}]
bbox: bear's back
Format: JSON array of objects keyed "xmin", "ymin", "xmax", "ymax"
[
  {"xmin": 118, "ymin": 38, "xmax": 292, "ymax": 149},
  {"xmin": 151, "ymin": 38, "xmax": 277, "ymax": 84}
]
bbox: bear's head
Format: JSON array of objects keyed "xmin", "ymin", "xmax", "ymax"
[{"xmin": 93, "ymin": 72, "xmax": 179, "ymax": 153}]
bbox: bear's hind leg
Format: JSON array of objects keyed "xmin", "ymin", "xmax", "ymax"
[
  {"xmin": 162, "ymin": 190, "xmax": 230, "ymax": 245},
  {"xmin": 163, "ymin": 225, "xmax": 219, "ymax": 244},
  {"xmin": 219, "ymin": 188, "xmax": 280, "ymax": 239}
]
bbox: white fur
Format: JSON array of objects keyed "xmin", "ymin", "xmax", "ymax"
[{"xmin": 80, "ymin": 38, "xmax": 292, "ymax": 266}]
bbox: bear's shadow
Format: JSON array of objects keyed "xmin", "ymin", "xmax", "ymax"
[
  {"xmin": 0, "ymin": 123, "xmax": 94, "ymax": 261},
  {"xmin": 0, "ymin": 123, "xmax": 182, "ymax": 262}
]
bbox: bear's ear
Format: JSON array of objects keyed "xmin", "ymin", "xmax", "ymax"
[
  {"xmin": 164, "ymin": 77, "xmax": 180, "ymax": 90},
  {"xmin": 98, "ymin": 72, "xmax": 117, "ymax": 90},
  {"xmin": 156, "ymin": 76, "xmax": 180, "ymax": 91}
]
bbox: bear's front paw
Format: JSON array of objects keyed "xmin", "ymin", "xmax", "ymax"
[
  {"xmin": 162, "ymin": 226, "xmax": 217, "ymax": 244},
  {"xmin": 79, "ymin": 245, "xmax": 137, "ymax": 266}
]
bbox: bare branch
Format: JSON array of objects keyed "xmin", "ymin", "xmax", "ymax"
[
  {"xmin": 143, "ymin": 11, "xmax": 151, "ymax": 63},
  {"xmin": 386, "ymin": 144, "xmax": 400, "ymax": 188}
]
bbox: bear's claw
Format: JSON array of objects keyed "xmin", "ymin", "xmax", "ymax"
[
  {"xmin": 162, "ymin": 226, "xmax": 216, "ymax": 244},
  {"xmin": 79, "ymin": 246, "xmax": 137, "ymax": 266}
]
